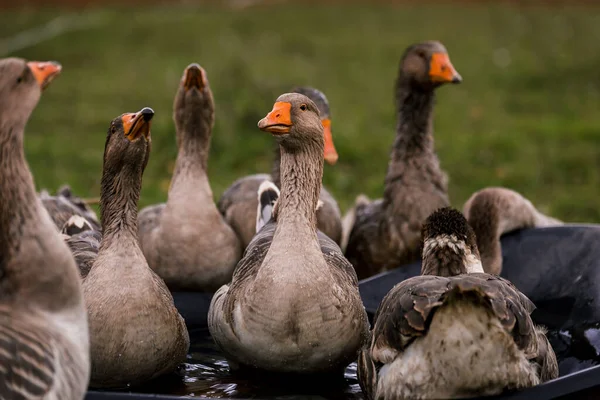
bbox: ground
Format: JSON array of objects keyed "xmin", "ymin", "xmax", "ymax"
[{"xmin": 1, "ymin": 1, "xmax": 600, "ymax": 222}]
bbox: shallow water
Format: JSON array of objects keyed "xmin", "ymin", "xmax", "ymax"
[
  {"xmin": 130, "ymin": 328, "xmax": 363, "ymax": 399},
  {"xmin": 97, "ymin": 323, "xmax": 600, "ymax": 399}
]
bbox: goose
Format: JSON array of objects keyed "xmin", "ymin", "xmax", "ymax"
[
  {"xmin": 138, "ymin": 64, "xmax": 242, "ymax": 292},
  {"xmin": 217, "ymin": 86, "xmax": 341, "ymax": 249},
  {"xmin": 463, "ymin": 187, "xmax": 563, "ymax": 275},
  {"xmin": 0, "ymin": 57, "xmax": 90, "ymax": 399},
  {"xmin": 61, "ymin": 215, "xmax": 101, "ymax": 279},
  {"xmin": 81, "ymin": 107, "xmax": 190, "ymax": 388},
  {"xmin": 344, "ymin": 41, "xmax": 460, "ymax": 280},
  {"xmin": 208, "ymin": 93, "xmax": 369, "ymax": 375},
  {"xmin": 40, "ymin": 184, "xmax": 100, "ymax": 232},
  {"xmin": 357, "ymin": 207, "xmax": 558, "ymax": 400}
]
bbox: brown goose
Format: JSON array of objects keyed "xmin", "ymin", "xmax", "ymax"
[
  {"xmin": 82, "ymin": 107, "xmax": 190, "ymax": 388},
  {"xmin": 0, "ymin": 58, "xmax": 90, "ymax": 399},
  {"xmin": 463, "ymin": 187, "xmax": 563, "ymax": 275},
  {"xmin": 358, "ymin": 207, "xmax": 558, "ymax": 400},
  {"xmin": 40, "ymin": 184, "xmax": 100, "ymax": 231},
  {"xmin": 217, "ymin": 86, "xmax": 342, "ymax": 249},
  {"xmin": 208, "ymin": 93, "xmax": 369, "ymax": 375},
  {"xmin": 344, "ymin": 41, "xmax": 460, "ymax": 280},
  {"xmin": 138, "ymin": 64, "xmax": 242, "ymax": 292}
]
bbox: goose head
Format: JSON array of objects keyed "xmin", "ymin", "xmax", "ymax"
[
  {"xmin": 173, "ymin": 63, "xmax": 214, "ymax": 140},
  {"xmin": 103, "ymin": 107, "xmax": 154, "ymax": 177},
  {"xmin": 291, "ymin": 86, "xmax": 338, "ymax": 165},
  {"xmin": 0, "ymin": 58, "xmax": 61, "ymax": 125},
  {"xmin": 258, "ymin": 93, "xmax": 324, "ymax": 154},
  {"xmin": 421, "ymin": 207, "xmax": 483, "ymax": 277},
  {"xmin": 397, "ymin": 40, "xmax": 462, "ymax": 92}
]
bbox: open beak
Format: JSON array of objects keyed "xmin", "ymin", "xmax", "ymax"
[
  {"xmin": 27, "ymin": 61, "xmax": 62, "ymax": 91},
  {"xmin": 182, "ymin": 63, "xmax": 206, "ymax": 91},
  {"xmin": 257, "ymin": 101, "xmax": 292, "ymax": 135},
  {"xmin": 122, "ymin": 107, "xmax": 154, "ymax": 141},
  {"xmin": 322, "ymin": 119, "xmax": 338, "ymax": 165},
  {"xmin": 429, "ymin": 53, "xmax": 462, "ymax": 84}
]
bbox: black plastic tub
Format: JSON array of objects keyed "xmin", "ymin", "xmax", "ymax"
[{"xmin": 85, "ymin": 225, "xmax": 600, "ymax": 399}]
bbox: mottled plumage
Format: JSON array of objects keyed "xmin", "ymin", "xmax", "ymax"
[
  {"xmin": 345, "ymin": 41, "xmax": 460, "ymax": 280},
  {"xmin": 358, "ymin": 207, "xmax": 558, "ymax": 399},
  {"xmin": 40, "ymin": 185, "xmax": 100, "ymax": 232},
  {"xmin": 217, "ymin": 86, "xmax": 342, "ymax": 250}
]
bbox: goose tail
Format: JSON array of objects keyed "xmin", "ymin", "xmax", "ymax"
[
  {"xmin": 61, "ymin": 215, "xmax": 95, "ymax": 237},
  {"xmin": 341, "ymin": 194, "xmax": 370, "ymax": 253},
  {"xmin": 256, "ymin": 180, "xmax": 280, "ymax": 233}
]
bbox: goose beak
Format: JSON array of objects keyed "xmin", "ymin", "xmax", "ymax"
[
  {"xmin": 258, "ymin": 101, "xmax": 292, "ymax": 135},
  {"xmin": 182, "ymin": 63, "xmax": 206, "ymax": 91},
  {"xmin": 27, "ymin": 61, "xmax": 62, "ymax": 91},
  {"xmin": 122, "ymin": 107, "xmax": 154, "ymax": 141},
  {"xmin": 429, "ymin": 53, "xmax": 462, "ymax": 84},
  {"xmin": 322, "ymin": 119, "xmax": 338, "ymax": 165}
]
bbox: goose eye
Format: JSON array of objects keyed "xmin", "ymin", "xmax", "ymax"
[
  {"xmin": 16, "ymin": 69, "xmax": 27, "ymax": 84},
  {"xmin": 300, "ymin": 104, "xmax": 307, "ymax": 111}
]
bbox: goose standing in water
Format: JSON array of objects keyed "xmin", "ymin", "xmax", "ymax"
[
  {"xmin": 138, "ymin": 64, "xmax": 242, "ymax": 292},
  {"xmin": 344, "ymin": 41, "xmax": 460, "ymax": 279},
  {"xmin": 463, "ymin": 187, "xmax": 563, "ymax": 275},
  {"xmin": 358, "ymin": 207, "xmax": 558, "ymax": 400},
  {"xmin": 209, "ymin": 93, "xmax": 369, "ymax": 375},
  {"xmin": 0, "ymin": 58, "xmax": 90, "ymax": 399},
  {"xmin": 81, "ymin": 107, "xmax": 189, "ymax": 388},
  {"xmin": 218, "ymin": 86, "xmax": 342, "ymax": 249}
]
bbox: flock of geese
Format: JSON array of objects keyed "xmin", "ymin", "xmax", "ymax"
[{"xmin": 1, "ymin": 39, "xmax": 569, "ymax": 400}]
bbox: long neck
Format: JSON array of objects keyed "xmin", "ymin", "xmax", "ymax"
[
  {"xmin": 0, "ymin": 120, "xmax": 39, "ymax": 258},
  {"xmin": 0, "ymin": 117, "xmax": 83, "ymax": 310},
  {"xmin": 470, "ymin": 215, "xmax": 502, "ymax": 275},
  {"xmin": 270, "ymin": 143, "xmax": 282, "ymax": 187},
  {"xmin": 276, "ymin": 139, "xmax": 323, "ymax": 229},
  {"xmin": 99, "ymin": 162, "xmax": 143, "ymax": 246},
  {"xmin": 421, "ymin": 236, "xmax": 483, "ymax": 277},
  {"xmin": 384, "ymin": 81, "xmax": 436, "ymax": 196},
  {"xmin": 170, "ymin": 110, "xmax": 212, "ymax": 193}
]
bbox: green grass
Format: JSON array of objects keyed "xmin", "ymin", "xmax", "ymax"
[{"xmin": 2, "ymin": 2, "xmax": 600, "ymax": 222}]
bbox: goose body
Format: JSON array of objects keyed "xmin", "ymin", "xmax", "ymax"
[
  {"xmin": 138, "ymin": 64, "xmax": 241, "ymax": 292},
  {"xmin": 463, "ymin": 187, "xmax": 563, "ymax": 275},
  {"xmin": 345, "ymin": 41, "xmax": 460, "ymax": 280},
  {"xmin": 40, "ymin": 184, "xmax": 100, "ymax": 232},
  {"xmin": 0, "ymin": 58, "xmax": 90, "ymax": 399},
  {"xmin": 209, "ymin": 93, "xmax": 368, "ymax": 374},
  {"xmin": 358, "ymin": 208, "xmax": 558, "ymax": 400},
  {"xmin": 218, "ymin": 87, "xmax": 342, "ymax": 250},
  {"xmin": 82, "ymin": 108, "xmax": 189, "ymax": 388}
]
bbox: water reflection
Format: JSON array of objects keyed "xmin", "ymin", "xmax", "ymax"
[
  {"xmin": 101, "ymin": 323, "xmax": 600, "ymax": 398},
  {"xmin": 132, "ymin": 328, "xmax": 363, "ymax": 399}
]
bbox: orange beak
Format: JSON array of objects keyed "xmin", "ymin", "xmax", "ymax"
[
  {"xmin": 322, "ymin": 119, "xmax": 338, "ymax": 165},
  {"xmin": 27, "ymin": 61, "xmax": 62, "ymax": 91},
  {"xmin": 429, "ymin": 53, "xmax": 462, "ymax": 84},
  {"xmin": 122, "ymin": 107, "xmax": 154, "ymax": 141},
  {"xmin": 182, "ymin": 63, "xmax": 206, "ymax": 91},
  {"xmin": 257, "ymin": 101, "xmax": 292, "ymax": 135}
]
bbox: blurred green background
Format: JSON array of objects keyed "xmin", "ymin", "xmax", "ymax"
[{"xmin": 1, "ymin": 1, "xmax": 599, "ymax": 221}]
